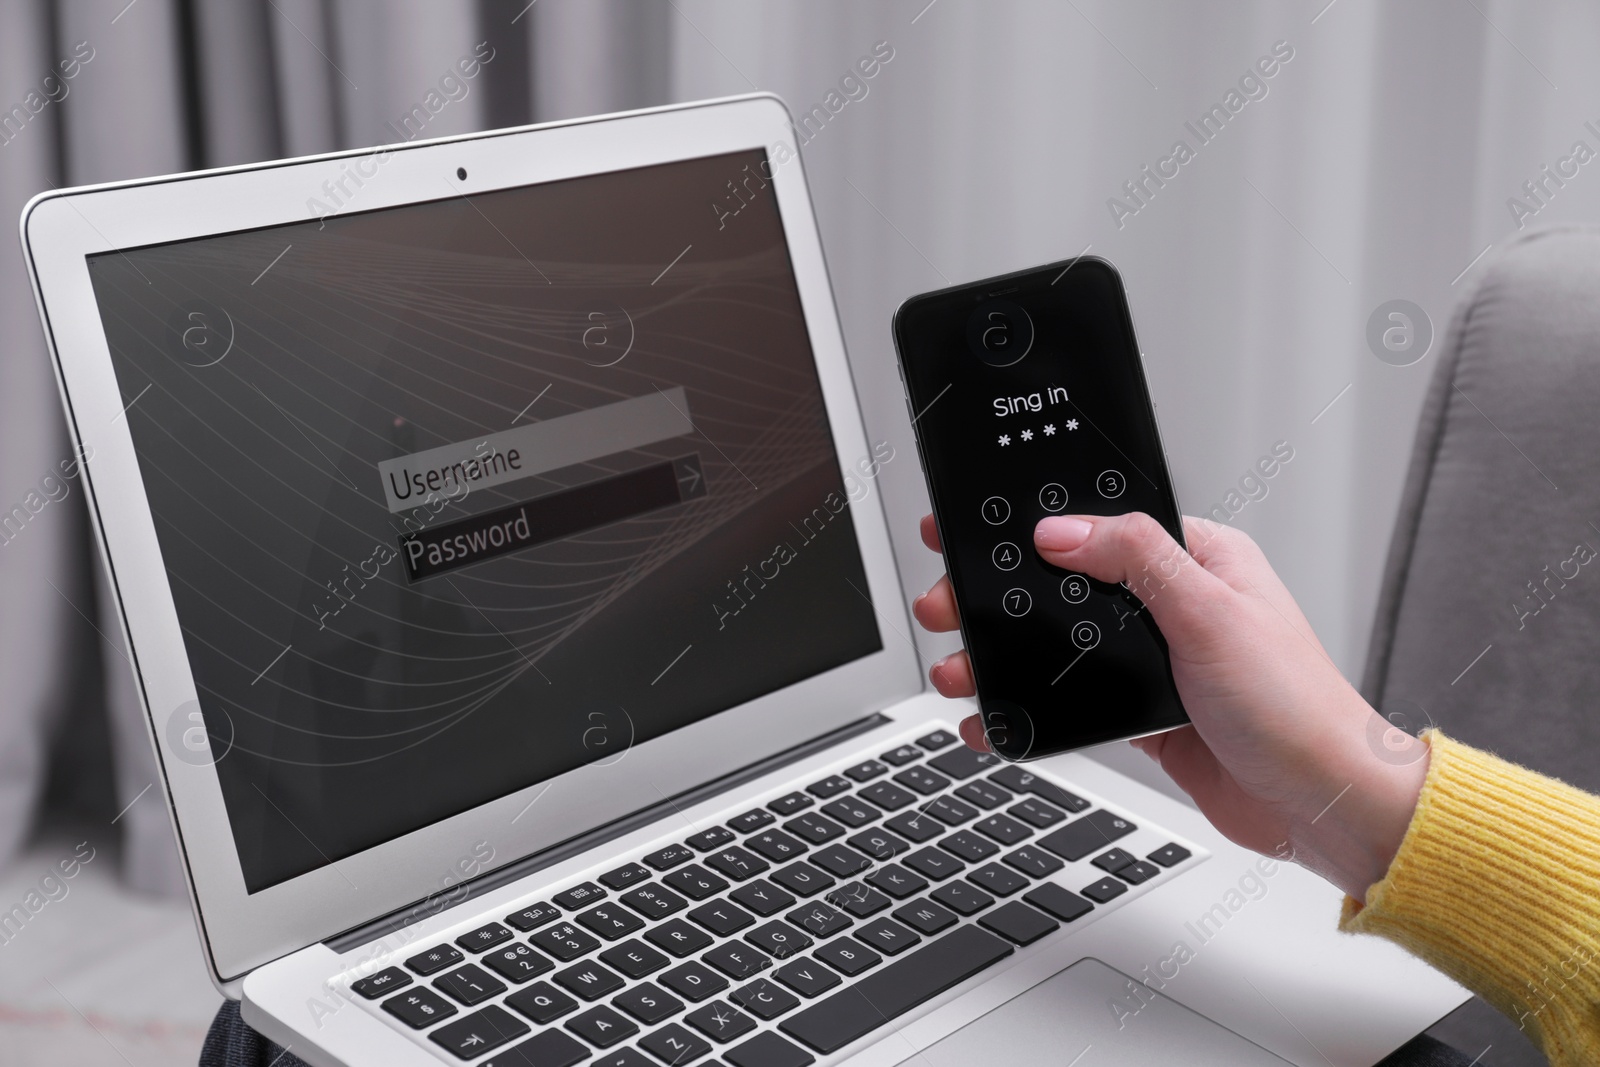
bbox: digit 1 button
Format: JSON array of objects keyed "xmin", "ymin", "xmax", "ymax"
[
  {"xmin": 1003, "ymin": 588, "xmax": 1032, "ymax": 617},
  {"xmin": 981, "ymin": 496, "xmax": 1010, "ymax": 525},
  {"xmin": 992, "ymin": 542, "xmax": 1020, "ymax": 571},
  {"xmin": 1060, "ymin": 574, "xmax": 1090, "ymax": 604},
  {"xmin": 1039, "ymin": 483, "xmax": 1067, "ymax": 513},
  {"xmin": 1097, "ymin": 470, "xmax": 1125, "ymax": 499}
]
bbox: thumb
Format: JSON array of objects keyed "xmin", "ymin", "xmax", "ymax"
[{"xmin": 1033, "ymin": 513, "xmax": 1229, "ymax": 635}]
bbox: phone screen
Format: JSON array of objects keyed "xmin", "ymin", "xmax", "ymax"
[{"xmin": 894, "ymin": 258, "xmax": 1188, "ymax": 758}]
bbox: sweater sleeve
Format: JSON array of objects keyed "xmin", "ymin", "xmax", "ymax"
[{"xmin": 1339, "ymin": 729, "xmax": 1600, "ymax": 1067}]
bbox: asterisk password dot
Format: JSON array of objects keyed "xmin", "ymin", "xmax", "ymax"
[
  {"xmin": 998, "ymin": 434, "xmax": 1011, "ymax": 446},
  {"xmin": 1020, "ymin": 429, "xmax": 1034, "ymax": 441},
  {"xmin": 1066, "ymin": 419, "xmax": 1080, "ymax": 431},
  {"xmin": 1043, "ymin": 424, "xmax": 1056, "ymax": 436}
]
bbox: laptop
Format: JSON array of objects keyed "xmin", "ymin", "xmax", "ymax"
[{"xmin": 21, "ymin": 93, "xmax": 1467, "ymax": 1067}]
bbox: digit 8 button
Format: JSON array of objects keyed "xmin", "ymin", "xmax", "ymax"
[{"xmin": 1060, "ymin": 574, "xmax": 1090, "ymax": 604}]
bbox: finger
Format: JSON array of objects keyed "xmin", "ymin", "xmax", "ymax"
[
  {"xmin": 959, "ymin": 713, "xmax": 993, "ymax": 752},
  {"xmin": 911, "ymin": 575, "xmax": 960, "ymax": 632},
  {"xmin": 1181, "ymin": 516, "xmax": 1330, "ymax": 657},
  {"xmin": 928, "ymin": 650, "xmax": 974, "ymax": 697},
  {"xmin": 1034, "ymin": 512, "xmax": 1229, "ymax": 633},
  {"xmin": 920, "ymin": 513, "xmax": 943, "ymax": 554}
]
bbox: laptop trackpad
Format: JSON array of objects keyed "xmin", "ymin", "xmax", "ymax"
[{"xmin": 904, "ymin": 958, "xmax": 1291, "ymax": 1066}]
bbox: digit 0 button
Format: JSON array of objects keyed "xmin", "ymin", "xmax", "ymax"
[
  {"xmin": 981, "ymin": 496, "xmax": 1010, "ymax": 525},
  {"xmin": 992, "ymin": 543, "xmax": 1020, "ymax": 571},
  {"xmin": 1003, "ymin": 589, "xmax": 1032, "ymax": 617}
]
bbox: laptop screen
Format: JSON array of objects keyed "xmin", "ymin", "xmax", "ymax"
[{"xmin": 85, "ymin": 148, "xmax": 884, "ymax": 893}]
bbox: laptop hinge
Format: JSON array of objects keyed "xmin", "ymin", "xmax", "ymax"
[{"xmin": 324, "ymin": 711, "xmax": 892, "ymax": 953}]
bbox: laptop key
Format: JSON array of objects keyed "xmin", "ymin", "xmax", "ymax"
[
  {"xmin": 505, "ymin": 901, "xmax": 563, "ymax": 932},
  {"xmin": 554, "ymin": 960, "xmax": 626, "ymax": 1001},
  {"xmin": 924, "ymin": 794, "xmax": 980, "ymax": 826},
  {"xmin": 770, "ymin": 860, "xmax": 835, "ymax": 897},
  {"xmin": 778, "ymin": 925, "xmax": 1013, "ymax": 1054},
  {"xmin": 768, "ymin": 791, "xmax": 814, "ymax": 816},
  {"xmin": 884, "ymin": 809, "xmax": 942, "ymax": 842},
  {"xmin": 843, "ymin": 759, "xmax": 887, "ymax": 782},
  {"xmin": 954, "ymin": 780, "xmax": 1012, "ymax": 810},
  {"xmin": 530, "ymin": 922, "xmax": 601, "ymax": 961},
  {"xmin": 620, "ymin": 883, "xmax": 689, "ymax": 919},
  {"xmin": 662, "ymin": 864, "xmax": 729, "ymax": 900},
  {"xmin": 706, "ymin": 846, "xmax": 769, "ymax": 882},
  {"xmin": 806, "ymin": 774, "xmax": 852, "ymax": 799},
  {"xmin": 854, "ymin": 917, "xmax": 920, "ymax": 956},
  {"xmin": 747, "ymin": 829, "xmax": 808, "ymax": 863},
  {"xmin": 1091, "ymin": 847, "xmax": 1138, "ymax": 873},
  {"xmin": 686, "ymin": 826, "xmax": 736, "ymax": 852},
  {"xmin": 746, "ymin": 920, "xmax": 814, "ymax": 959},
  {"xmin": 893, "ymin": 766, "xmax": 950, "ymax": 795},
  {"xmin": 1148, "ymin": 842, "xmax": 1192, "ymax": 868},
  {"xmin": 905, "ymin": 846, "xmax": 965, "ymax": 880},
  {"xmin": 725, "ymin": 1032, "xmax": 816, "ymax": 1067},
  {"xmin": 813, "ymin": 935, "xmax": 880, "ymax": 976},
  {"xmin": 893, "ymin": 898, "xmax": 957, "ymax": 936},
  {"xmin": 590, "ymin": 1051, "xmax": 656, "ymax": 1067},
  {"xmin": 504, "ymin": 980, "xmax": 578, "ymax": 1024},
  {"xmin": 784, "ymin": 813, "xmax": 846, "ymax": 845},
  {"xmin": 929, "ymin": 880, "xmax": 993, "ymax": 915},
  {"xmin": 644, "ymin": 844, "xmax": 696, "ymax": 871},
  {"xmin": 351, "ymin": 966, "xmax": 410, "ymax": 999},
  {"xmin": 809, "ymin": 844, "xmax": 871, "ymax": 879},
  {"xmin": 728, "ymin": 808, "xmax": 776, "ymax": 833},
  {"xmin": 566, "ymin": 1004, "xmax": 638, "ymax": 1048},
  {"xmin": 978, "ymin": 901, "xmax": 1059, "ymax": 946},
  {"xmin": 645, "ymin": 918, "xmax": 714, "ymax": 957},
  {"xmin": 1007, "ymin": 797, "xmax": 1067, "ymax": 829},
  {"xmin": 864, "ymin": 863, "xmax": 928, "ymax": 899},
  {"xmin": 553, "ymin": 882, "xmax": 607, "ymax": 910},
  {"xmin": 435, "ymin": 963, "xmax": 506, "ymax": 1006},
  {"xmin": 967, "ymin": 863, "xmax": 1029, "ymax": 897},
  {"xmin": 731, "ymin": 977, "xmax": 800, "ymax": 1020},
  {"xmin": 1038, "ymin": 809, "xmax": 1136, "ymax": 862},
  {"xmin": 489, "ymin": 1029, "xmax": 588, "ymax": 1067},
  {"xmin": 880, "ymin": 744, "xmax": 922, "ymax": 766},
  {"xmin": 688, "ymin": 899, "xmax": 756, "ymax": 936},
  {"xmin": 1117, "ymin": 860, "xmax": 1162, "ymax": 885},
  {"xmin": 1022, "ymin": 882, "xmax": 1094, "ymax": 923},
  {"xmin": 406, "ymin": 944, "xmax": 464, "ymax": 976},
  {"xmin": 858, "ymin": 781, "xmax": 916, "ymax": 811},
  {"xmin": 686, "ymin": 999, "xmax": 758, "ymax": 1043},
  {"xmin": 1081, "ymin": 876, "xmax": 1129, "ymax": 904},
  {"xmin": 939, "ymin": 830, "xmax": 998, "ymax": 863},
  {"xmin": 729, "ymin": 878, "xmax": 795, "ymax": 916},
  {"xmin": 639, "ymin": 1022, "xmax": 713, "ymax": 1065},
  {"xmin": 927, "ymin": 747, "xmax": 999, "ymax": 780},
  {"xmin": 703, "ymin": 940, "xmax": 773, "ymax": 979},
  {"xmin": 786, "ymin": 902, "xmax": 852, "ymax": 938},
  {"xmin": 483, "ymin": 942, "xmax": 557, "ymax": 983},
  {"xmin": 601, "ymin": 939, "xmax": 669, "ymax": 979},
  {"xmin": 819, "ymin": 796, "xmax": 877, "ymax": 828},
  {"xmin": 613, "ymin": 981, "xmax": 684, "ymax": 1024},
  {"xmin": 825, "ymin": 881, "xmax": 890, "ymax": 918},
  {"xmin": 987, "ymin": 766, "xmax": 1090, "ymax": 812},
  {"xmin": 576, "ymin": 902, "xmax": 645, "ymax": 940},
  {"xmin": 660, "ymin": 959, "xmax": 730, "ymax": 1001},
  {"xmin": 974, "ymin": 813, "xmax": 1032, "ymax": 846},
  {"xmin": 916, "ymin": 729, "xmax": 957, "ymax": 750},
  {"xmin": 457, "ymin": 922, "xmax": 514, "ymax": 953},
  {"xmin": 772, "ymin": 956, "xmax": 840, "ymax": 997},
  {"xmin": 429, "ymin": 1004, "xmax": 529, "ymax": 1059},
  {"xmin": 382, "ymin": 986, "xmax": 458, "ymax": 1028},
  {"xmin": 600, "ymin": 862, "xmax": 651, "ymax": 891},
  {"xmin": 1002, "ymin": 845, "xmax": 1064, "ymax": 878},
  {"xmin": 845, "ymin": 827, "xmax": 909, "ymax": 861}
]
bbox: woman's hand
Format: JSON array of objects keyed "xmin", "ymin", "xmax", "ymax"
[{"xmin": 911, "ymin": 511, "xmax": 1428, "ymax": 902}]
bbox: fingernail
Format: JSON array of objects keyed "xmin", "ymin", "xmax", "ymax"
[
  {"xmin": 1036, "ymin": 516, "xmax": 1094, "ymax": 551},
  {"xmin": 912, "ymin": 592, "xmax": 926, "ymax": 613}
]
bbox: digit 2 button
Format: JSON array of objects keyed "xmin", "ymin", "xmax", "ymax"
[
  {"xmin": 981, "ymin": 496, "xmax": 1010, "ymax": 525},
  {"xmin": 1003, "ymin": 588, "xmax": 1032, "ymax": 617},
  {"xmin": 992, "ymin": 543, "xmax": 1020, "ymax": 571},
  {"xmin": 1039, "ymin": 483, "xmax": 1067, "ymax": 512},
  {"xmin": 1097, "ymin": 470, "xmax": 1125, "ymax": 499}
]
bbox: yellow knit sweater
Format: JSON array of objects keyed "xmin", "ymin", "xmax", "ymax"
[{"xmin": 1340, "ymin": 730, "xmax": 1600, "ymax": 1066}]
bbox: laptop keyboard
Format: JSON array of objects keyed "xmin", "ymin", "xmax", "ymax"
[{"xmin": 346, "ymin": 723, "xmax": 1202, "ymax": 1065}]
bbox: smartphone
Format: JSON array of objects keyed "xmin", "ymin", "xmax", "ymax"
[{"xmin": 893, "ymin": 256, "xmax": 1188, "ymax": 759}]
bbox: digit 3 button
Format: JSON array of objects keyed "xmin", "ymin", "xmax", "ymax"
[
  {"xmin": 1039, "ymin": 483, "xmax": 1067, "ymax": 513},
  {"xmin": 1060, "ymin": 574, "xmax": 1090, "ymax": 604},
  {"xmin": 1097, "ymin": 470, "xmax": 1125, "ymax": 499},
  {"xmin": 992, "ymin": 542, "xmax": 1020, "ymax": 571},
  {"xmin": 1003, "ymin": 588, "xmax": 1032, "ymax": 617},
  {"xmin": 981, "ymin": 496, "xmax": 1010, "ymax": 525}
]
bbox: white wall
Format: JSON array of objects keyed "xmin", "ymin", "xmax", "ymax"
[{"xmin": 670, "ymin": 0, "xmax": 1600, "ymax": 681}]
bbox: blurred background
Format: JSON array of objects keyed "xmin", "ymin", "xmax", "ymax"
[{"xmin": 3, "ymin": 1, "xmax": 1599, "ymax": 1064}]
